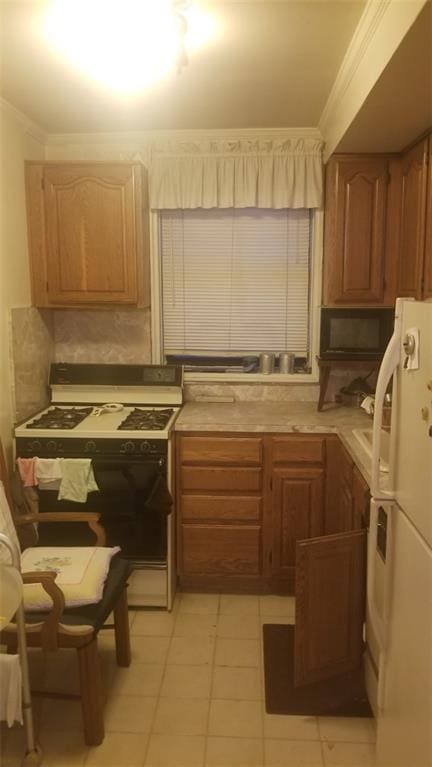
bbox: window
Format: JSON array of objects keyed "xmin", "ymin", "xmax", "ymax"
[{"xmin": 160, "ymin": 208, "xmax": 312, "ymax": 372}]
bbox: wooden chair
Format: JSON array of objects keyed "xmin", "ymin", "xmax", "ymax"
[{"xmin": 0, "ymin": 442, "xmax": 131, "ymax": 746}]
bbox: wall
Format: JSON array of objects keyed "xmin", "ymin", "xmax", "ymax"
[{"xmin": 0, "ymin": 103, "xmax": 45, "ymax": 461}]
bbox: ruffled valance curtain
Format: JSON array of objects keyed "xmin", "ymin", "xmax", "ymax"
[{"xmin": 149, "ymin": 136, "xmax": 323, "ymax": 210}]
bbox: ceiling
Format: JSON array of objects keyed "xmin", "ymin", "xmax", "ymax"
[
  {"xmin": 0, "ymin": 0, "xmax": 366, "ymax": 133},
  {"xmin": 336, "ymin": 1, "xmax": 432, "ymax": 153}
]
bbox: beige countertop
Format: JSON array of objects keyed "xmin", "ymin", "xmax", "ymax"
[{"xmin": 175, "ymin": 401, "xmax": 376, "ymax": 485}]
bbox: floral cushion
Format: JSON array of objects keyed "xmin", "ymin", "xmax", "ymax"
[{"xmin": 21, "ymin": 546, "xmax": 120, "ymax": 611}]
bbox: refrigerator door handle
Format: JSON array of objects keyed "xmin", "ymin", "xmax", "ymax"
[{"xmin": 371, "ymin": 321, "xmax": 401, "ymax": 500}]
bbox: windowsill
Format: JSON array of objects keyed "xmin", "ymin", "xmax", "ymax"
[{"xmin": 184, "ymin": 371, "xmax": 319, "ymax": 384}]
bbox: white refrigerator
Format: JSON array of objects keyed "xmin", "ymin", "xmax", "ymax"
[{"xmin": 368, "ymin": 298, "xmax": 432, "ymax": 767}]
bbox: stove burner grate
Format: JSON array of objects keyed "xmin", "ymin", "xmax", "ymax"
[
  {"xmin": 26, "ymin": 406, "xmax": 93, "ymax": 430},
  {"xmin": 118, "ymin": 408, "xmax": 174, "ymax": 431}
]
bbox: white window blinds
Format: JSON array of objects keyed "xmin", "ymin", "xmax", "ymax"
[{"xmin": 160, "ymin": 208, "xmax": 311, "ymax": 356}]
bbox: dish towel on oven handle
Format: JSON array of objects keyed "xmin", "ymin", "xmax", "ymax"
[{"xmin": 58, "ymin": 459, "xmax": 99, "ymax": 503}]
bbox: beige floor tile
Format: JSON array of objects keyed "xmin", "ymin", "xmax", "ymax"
[
  {"xmin": 104, "ymin": 695, "xmax": 157, "ymax": 733},
  {"xmin": 174, "ymin": 613, "xmax": 217, "ymax": 638},
  {"xmin": 178, "ymin": 593, "xmax": 220, "ymax": 615},
  {"xmin": 39, "ymin": 729, "xmax": 89, "ymax": 767},
  {"xmin": 85, "ymin": 732, "xmax": 148, "ymax": 766},
  {"xmin": 263, "ymin": 713, "xmax": 319, "ymax": 740},
  {"xmin": 152, "ymin": 698, "xmax": 209, "ymax": 736},
  {"xmin": 208, "ymin": 700, "xmax": 263, "ymax": 738},
  {"xmin": 205, "ymin": 736, "xmax": 264, "ymax": 767},
  {"xmin": 322, "ymin": 741, "xmax": 375, "ymax": 767},
  {"xmin": 109, "ymin": 663, "xmax": 165, "ymax": 697},
  {"xmin": 219, "ymin": 595, "xmax": 260, "ymax": 616},
  {"xmin": 145, "ymin": 734, "xmax": 206, "ymax": 767},
  {"xmin": 160, "ymin": 665, "xmax": 212, "ymax": 699},
  {"xmin": 214, "ymin": 639, "xmax": 260, "ymax": 668},
  {"xmin": 167, "ymin": 636, "xmax": 215, "ymax": 666},
  {"xmin": 318, "ymin": 717, "xmax": 376, "ymax": 744},
  {"xmin": 264, "ymin": 738, "xmax": 324, "ymax": 766},
  {"xmin": 40, "ymin": 699, "xmax": 83, "ymax": 731},
  {"xmin": 131, "ymin": 611, "xmax": 177, "ymax": 637},
  {"xmin": 217, "ymin": 614, "xmax": 260, "ymax": 639},
  {"xmin": 131, "ymin": 636, "xmax": 171, "ymax": 664},
  {"xmin": 212, "ymin": 666, "xmax": 262, "ymax": 701},
  {"xmin": 259, "ymin": 596, "xmax": 295, "ymax": 617}
]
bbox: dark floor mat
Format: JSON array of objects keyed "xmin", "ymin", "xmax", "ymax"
[{"xmin": 263, "ymin": 624, "xmax": 373, "ymax": 717}]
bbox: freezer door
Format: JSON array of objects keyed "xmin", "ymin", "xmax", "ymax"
[
  {"xmin": 394, "ymin": 300, "xmax": 432, "ymax": 547},
  {"xmin": 375, "ymin": 506, "xmax": 432, "ymax": 767}
]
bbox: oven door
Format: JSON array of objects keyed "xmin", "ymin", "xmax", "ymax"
[{"xmin": 37, "ymin": 456, "xmax": 171, "ymax": 565}]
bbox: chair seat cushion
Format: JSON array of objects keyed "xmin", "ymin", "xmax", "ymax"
[
  {"xmin": 22, "ymin": 546, "xmax": 120, "ymax": 610},
  {"xmin": 25, "ymin": 555, "xmax": 131, "ymax": 631}
]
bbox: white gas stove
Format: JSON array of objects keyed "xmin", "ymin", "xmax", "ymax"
[{"xmin": 14, "ymin": 363, "xmax": 183, "ymax": 609}]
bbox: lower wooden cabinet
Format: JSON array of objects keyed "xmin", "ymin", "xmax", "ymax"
[
  {"xmin": 175, "ymin": 431, "xmax": 369, "ymax": 593},
  {"xmin": 271, "ymin": 466, "xmax": 324, "ymax": 591},
  {"xmin": 294, "ymin": 529, "xmax": 366, "ymax": 685}
]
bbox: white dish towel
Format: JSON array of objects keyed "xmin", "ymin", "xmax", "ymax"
[
  {"xmin": 0, "ymin": 654, "xmax": 22, "ymax": 727},
  {"xmin": 58, "ymin": 459, "xmax": 99, "ymax": 503}
]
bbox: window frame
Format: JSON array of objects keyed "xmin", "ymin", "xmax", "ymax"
[{"xmin": 150, "ymin": 208, "xmax": 323, "ymax": 383}]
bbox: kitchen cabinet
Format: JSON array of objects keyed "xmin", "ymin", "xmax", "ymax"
[
  {"xmin": 176, "ymin": 432, "xmax": 366, "ymax": 593},
  {"xmin": 396, "ymin": 135, "xmax": 430, "ymax": 299},
  {"xmin": 352, "ymin": 465, "xmax": 370, "ymax": 530},
  {"xmin": 25, "ymin": 162, "xmax": 149, "ymax": 308},
  {"xmin": 421, "ymin": 135, "xmax": 432, "ymax": 299},
  {"xmin": 323, "ymin": 156, "xmax": 393, "ymax": 305},
  {"xmin": 176, "ymin": 434, "xmax": 265, "ymax": 591},
  {"xmin": 269, "ymin": 436, "xmax": 325, "ymax": 592},
  {"xmin": 294, "ymin": 529, "xmax": 366, "ymax": 686}
]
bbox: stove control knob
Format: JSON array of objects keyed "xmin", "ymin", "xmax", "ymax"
[
  {"xmin": 47, "ymin": 440, "xmax": 57, "ymax": 453},
  {"xmin": 140, "ymin": 441, "xmax": 150, "ymax": 453},
  {"xmin": 122, "ymin": 441, "xmax": 135, "ymax": 454},
  {"xmin": 84, "ymin": 440, "xmax": 97, "ymax": 454},
  {"xmin": 29, "ymin": 440, "xmax": 42, "ymax": 453}
]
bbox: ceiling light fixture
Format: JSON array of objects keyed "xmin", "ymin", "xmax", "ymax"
[{"xmin": 44, "ymin": 0, "xmax": 216, "ymax": 93}]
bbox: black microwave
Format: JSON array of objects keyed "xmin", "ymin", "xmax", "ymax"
[{"xmin": 319, "ymin": 308, "xmax": 394, "ymax": 360}]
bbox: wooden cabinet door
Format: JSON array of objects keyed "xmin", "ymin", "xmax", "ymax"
[
  {"xmin": 352, "ymin": 466, "xmax": 370, "ymax": 530},
  {"xmin": 325, "ymin": 438, "xmax": 354, "ymax": 535},
  {"xmin": 422, "ymin": 136, "xmax": 432, "ymax": 299},
  {"xmin": 42, "ymin": 164, "xmax": 142, "ymax": 305},
  {"xmin": 271, "ymin": 467, "xmax": 324, "ymax": 586},
  {"xmin": 294, "ymin": 530, "xmax": 366, "ymax": 686},
  {"xmin": 397, "ymin": 137, "xmax": 429, "ymax": 298},
  {"xmin": 323, "ymin": 156, "xmax": 389, "ymax": 304}
]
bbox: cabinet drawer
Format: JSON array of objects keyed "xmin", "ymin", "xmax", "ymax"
[
  {"xmin": 180, "ymin": 436, "xmax": 263, "ymax": 465},
  {"xmin": 181, "ymin": 495, "xmax": 262, "ymax": 523},
  {"xmin": 181, "ymin": 525, "xmax": 261, "ymax": 575},
  {"xmin": 181, "ymin": 467, "xmax": 262, "ymax": 492},
  {"xmin": 271, "ymin": 437, "xmax": 325, "ymax": 464}
]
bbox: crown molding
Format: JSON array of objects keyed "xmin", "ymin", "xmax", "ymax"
[
  {"xmin": 0, "ymin": 97, "xmax": 47, "ymax": 145},
  {"xmin": 46, "ymin": 126, "xmax": 324, "ymax": 147},
  {"xmin": 319, "ymin": 0, "xmax": 391, "ymax": 134},
  {"xmin": 319, "ymin": 0, "xmax": 428, "ymax": 161}
]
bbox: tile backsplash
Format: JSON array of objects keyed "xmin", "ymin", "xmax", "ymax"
[
  {"xmin": 10, "ymin": 307, "xmax": 54, "ymax": 422},
  {"xmin": 9, "ymin": 306, "xmax": 375, "ymax": 419},
  {"xmin": 53, "ymin": 309, "xmax": 152, "ymax": 364}
]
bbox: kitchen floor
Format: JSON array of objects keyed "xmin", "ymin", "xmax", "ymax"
[{"xmin": 1, "ymin": 594, "xmax": 375, "ymax": 767}]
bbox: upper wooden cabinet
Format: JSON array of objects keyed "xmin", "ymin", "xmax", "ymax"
[
  {"xmin": 25, "ymin": 162, "xmax": 149, "ymax": 308},
  {"xmin": 423, "ymin": 137, "xmax": 432, "ymax": 299},
  {"xmin": 323, "ymin": 156, "xmax": 391, "ymax": 305},
  {"xmin": 396, "ymin": 136, "xmax": 429, "ymax": 298}
]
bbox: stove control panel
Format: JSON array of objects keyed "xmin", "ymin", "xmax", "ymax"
[{"xmin": 15, "ymin": 437, "xmax": 168, "ymax": 459}]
